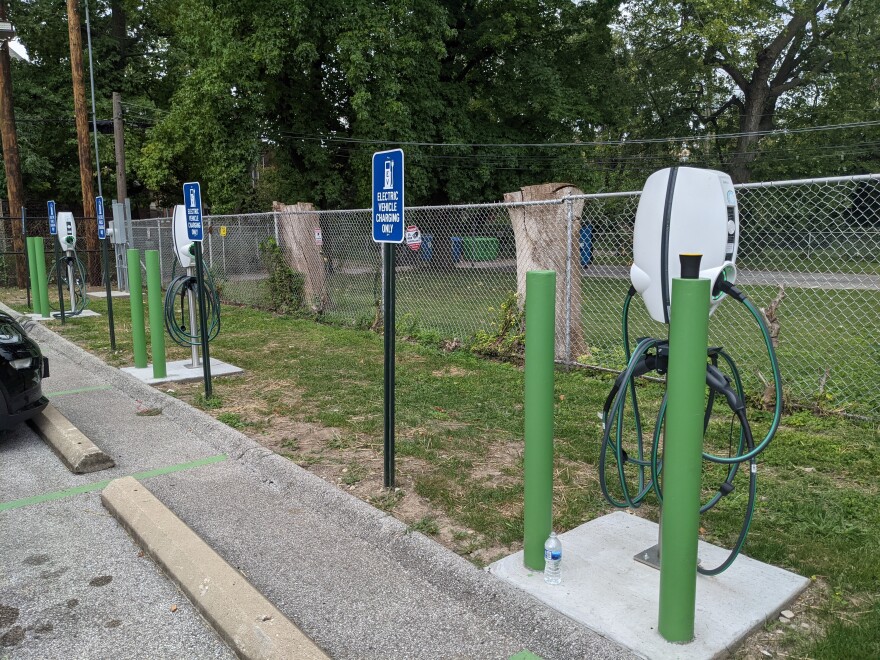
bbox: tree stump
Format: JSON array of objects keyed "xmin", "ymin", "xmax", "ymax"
[
  {"xmin": 505, "ymin": 183, "xmax": 585, "ymax": 361},
  {"xmin": 272, "ymin": 201, "xmax": 329, "ymax": 313}
]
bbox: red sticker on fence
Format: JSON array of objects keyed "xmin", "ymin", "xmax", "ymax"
[
  {"xmin": 314, "ymin": 228, "xmax": 323, "ymax": 246},
  {"xmin": 405, "ymin": 225, "xmax": 421, "ymax": 251}
]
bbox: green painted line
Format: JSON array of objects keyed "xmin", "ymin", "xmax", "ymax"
[
  {"xmin": 509, "ymin": 652, "xmax": 544, "ymax": 660},
  {"xmin": 45, "ymin": 385, "xmax": 114, "ymax": 398},
  {"xmin": 0, "ymin": 453, "xmax": 227, "ymax": 513}
]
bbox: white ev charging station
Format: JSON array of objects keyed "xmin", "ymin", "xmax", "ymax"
[
  {"xmin": 599, "ymin": 165, "xmax": 782, "ymax": 575},
  {"xmin": 171, "ymin": 203, "xmax": 202, "ymax": 369},
  {"xmin": 54, "ymin": 212, "xmax": 89, "ymax": 316},
  {"xmin": 630, "ymin": 167, "xmax": 739, "ymax": 323}
]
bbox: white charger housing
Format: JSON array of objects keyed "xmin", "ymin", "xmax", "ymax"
[
  {"xmin": 630, "ymin": 167, "xmax": 739, "ymax": 324},
  {"xmin": 172, "ymin": 204, "xmax": 194, "ymax": 269},
  {"xmin": 57, "ymin": 211, "xmax": 77, "ymax": 250}
]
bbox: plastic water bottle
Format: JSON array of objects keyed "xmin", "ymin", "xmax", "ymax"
[{"xmin": 544, "ymin": 532, "xmax": 562, "ymax": 584}]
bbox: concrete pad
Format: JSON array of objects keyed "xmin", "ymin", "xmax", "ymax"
[
  {"xmin": 121, "ymin": 358, "xmax": 243, "ymax": 385},
  {"xmin": 489, "ymin": 512, "xmax": 810, "ymax": 660},
  {"xmin": 101, "ymin": 477, "xmax": 328, "ymax": 660},
  {"xmin": 87, "ymin": 289, "xmax": 130, "ymax": 298},
  {"xmin": 29, "ymin": 404, "xmax": 115, "ymax": 474},
  {"xmin": 25, "ymin": 309, "xmax": 101, "ymax": 321}
]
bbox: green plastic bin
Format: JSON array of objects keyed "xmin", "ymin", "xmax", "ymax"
[{"xmin": 461, "ymin": 237, "xmax": 499, "ymax": 261}]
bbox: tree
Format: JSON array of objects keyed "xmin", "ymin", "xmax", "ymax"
[
  {"xmin": 624, "ymin": 0, "xmax": 861, "ymax": 183},
  {"xmin": 138, "ymin": 0, "xmax": 625, "ymax": 212}
]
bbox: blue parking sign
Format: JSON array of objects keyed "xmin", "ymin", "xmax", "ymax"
[
  {"xmin": 183, "ymin": 181, "xmax": 204, "ymax": 242},
  {"xmin": 96, "ymin": 196, "xmax": 106, "ymax": 239},
  {"xmin": 48, "ymin": 201, "xmax": 57, "ymax": 235},
  {"xmin": 372, "ymin": 149, "xmax": 404, "ymax": 243}
]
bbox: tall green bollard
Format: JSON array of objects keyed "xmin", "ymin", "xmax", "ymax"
[
  {"xmin": 127, "ymin": 249, "xmax": 148, "ymax": 368},
  {"xmin": 145, "ymin": 250, "xmax": 166, "ymax": 378},
  {"xmin": 523, "ymin": 270, "xmax": 556, "ymax": 571},
  {"xmin": 26, "ymin": 238, "xmax": 41, "ymax": 314},
  {"xmin": 658, "ymin": 255, "xmax": 710, "ymax": 643},
  {"xmin": 34, "ymin": 238, "xmax": 51, "ymax": 318}
]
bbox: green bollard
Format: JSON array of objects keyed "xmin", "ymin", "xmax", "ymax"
[
  {"xmin": 523, "ymin": 270, "xmax": 556, "ymax": 571},
  {"xmin": 145, "ymin": 250, "xmax": 166, "ymax": 378},
  {"xmin": 34, "ymin": 237, "xmax": 51, "ymax": 318},
  {"xmin": 127, "ymin": 248, "xmax": 148, "ymax": 368},
  {"xmin": 658, "ymin": 256, "xmax": 711, "ymax": 643},
  {"xmin": 26, "ymin": 237, "xmax": 41, "ymax": 314}
]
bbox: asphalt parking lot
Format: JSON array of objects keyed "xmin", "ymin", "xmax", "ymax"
[{"xmin": 0, "ymin": 383, "xmax": 233, "ymax": 658}]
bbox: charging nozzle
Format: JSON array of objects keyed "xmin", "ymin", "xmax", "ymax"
[{"xmin": 715, "ymin": 277, "xmax": 747, "ymax": 303}]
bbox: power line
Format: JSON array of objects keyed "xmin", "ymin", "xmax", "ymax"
[{"xmin": 272, "ymin": 120, "xmax": 880, "ymax": 149}]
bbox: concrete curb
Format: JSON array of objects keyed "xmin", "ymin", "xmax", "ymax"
[
  {"xmin": 29, "ymin": 403, "xmax": 115, "ymax": 473},
  {"xmin": 102, "ymin": 476, "xmax": 328, "ymax": 660}
]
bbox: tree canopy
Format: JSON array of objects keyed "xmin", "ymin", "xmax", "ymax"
[{"xmin": 2, "ymin": 0, "xmax": 878, "ymax": 214}]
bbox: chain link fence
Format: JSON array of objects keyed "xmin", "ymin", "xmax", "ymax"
[
  {"xmin": 0, "ymin": 216, "xmax": 114, "ymax": 290},
  {"xmin": 130, "ymin": 173, "xmax": 880, "ymax": 418}
]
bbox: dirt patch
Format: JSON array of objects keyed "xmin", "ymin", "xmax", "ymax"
[
  {"xmin": 734, "ymin": 578, "xmax": 829, "ymax": 659},
  {"xmin": 431, "ymin": 366, "xmax": 473, "ymax": 377}
]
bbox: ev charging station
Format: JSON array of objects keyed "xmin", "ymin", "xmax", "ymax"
[
  {"xmin": 121, "ymin": 190, "xmax": 242, "ymax": 388},
  {"xmin": 25, "ymin": 212, "xmax": 101, "ymax": 321},
  {"xmin": 490, "ymin": 167, "xmax": 808, "ymax": 659}
]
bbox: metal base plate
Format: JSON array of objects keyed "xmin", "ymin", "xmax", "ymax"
[{"xmin": 634, "ymin": 543, "xmax": 661, "ymax": 569}]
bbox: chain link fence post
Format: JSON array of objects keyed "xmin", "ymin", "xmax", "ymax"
[{"xmin": 565, "ymin": 197, "xmax": 574, "ymax": 365}]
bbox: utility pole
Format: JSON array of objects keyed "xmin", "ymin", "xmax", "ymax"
[
  {"xmin": 66, "ymin": 0, "xmax": 99, "ymax": 284},
  {"xmin": 112, "ymin": 92, "xmax": 127, "ymax": 203},
  {"xmin": 0, "ymin": 0, "xmax": 25, "ymax": 287}
]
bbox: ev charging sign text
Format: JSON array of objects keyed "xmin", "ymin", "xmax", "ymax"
[
  {"xmin": 96, "ymin": 196, "xmax": 106, "ymax": 240},
  {"xmin": 182, "ymin": 181, "xmax": 204, "ymax": 242},
  {"xmin": 47, "ymin": 201, "xmax": 57, "ymax": 236},
  {"xmin": 372, "ymin": 149, "xmax": 404, "ymax": 243}
]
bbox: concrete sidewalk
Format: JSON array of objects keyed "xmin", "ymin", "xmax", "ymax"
[{"xmin": 6, "ymin": 311, "xmax": 632, "ymax": 660}]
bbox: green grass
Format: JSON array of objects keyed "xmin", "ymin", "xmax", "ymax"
[
  {"xmin": 219, "ymin": 266, "xmax": 879, "ymax": 417},
  {"xmin": 5, "ymin": 286, "xmax": 879, "ymax": 657}
]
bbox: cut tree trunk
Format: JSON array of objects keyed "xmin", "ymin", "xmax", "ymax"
[
  {"xmin": 273, "ymin": 201, "xmax": 329, "ymax": 313},
  {"xmin": 505, "ymin": 183, "xmax": 585, "ymax": 361}
]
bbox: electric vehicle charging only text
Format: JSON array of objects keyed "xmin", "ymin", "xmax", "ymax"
[
  {"xmin": 52, "ymin": 212, "xmax": 89, "ymax": 317},
  {"xmin": 600, "ymin": 166, "xmax": 782, "ymax": 575}
]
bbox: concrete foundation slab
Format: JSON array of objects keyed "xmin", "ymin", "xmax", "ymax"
[
  {"xmin": 25, "ymin": 309, "xmax": 101, "ymax": 320},
  {"xmin": 87, "ymin": 290, "xmax": 130, "ymax": 298},
  {"xmin": 121, "ymin": 358, "xmax": 243, "ymax": 385},
  {"xmin": 488, "ymin": 511, "xmax": 809, "ymax": 660}
]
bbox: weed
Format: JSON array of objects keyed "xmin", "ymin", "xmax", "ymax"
[
  {"xmin": 370, "ymin": 489, "xmax": 404, "ymax": 512},
  {"xmin": 341, "ymin": 463, "xmax": 367, "ymax": 486},
  {"xmin": 259, "ymin": 238, "xmax": 305, "ymax": 313},
  {"xmin": 194, "ymin": 393, "xmax": 223, "ymax": 409},
  {"xmin": 217, "ymin": 412, "xmax": 246, "ymax": 429},
  {"xmin": 470, "ymin": 292, "xmax": 524, "ymax": 359},
  {"xmin": 410, "ymin": 516, "xmax": 440, "ymax": 536}
]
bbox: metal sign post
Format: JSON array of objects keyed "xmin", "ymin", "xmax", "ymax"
[
  {"xmin": 23, "ymin": 206, "xmax": 30, "ymax": 309},
  {"xmin": 183, "ymin": 181, "xmax": 212, "ymax": 399},
  {"xmin": 97, "ymin": 196, "xmax": 115, "ymax": 348},
  {"xmin": 372, "ymin": 149, "xmax": 404, "ymax": 488},
  {"xmin": 47, "ymin": 201, "xmax": 65, "ymax": 324}
]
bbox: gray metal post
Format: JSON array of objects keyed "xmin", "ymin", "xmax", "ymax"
[
  {"xmin": 273, "ymin": 211, "xmax": 279, "ymax": 244},
  {"xmin": 157, "ymin": 223, "xmax": 164, "ymax": 283},
  {"xmin": 66, "ymin": 252, "xmax": 76, "ymax": 311},
  {"xmin": 186, "ymin": 265, "xmax": 200, "ymax": 368},
  {"xmin": 564, "ymin": 198, "xmax": 574, "ymax": 365}
]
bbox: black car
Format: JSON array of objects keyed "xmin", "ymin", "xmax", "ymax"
[{"xmin": 0, "ymin": 312, "xmax": 49, "ymax": 430}]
